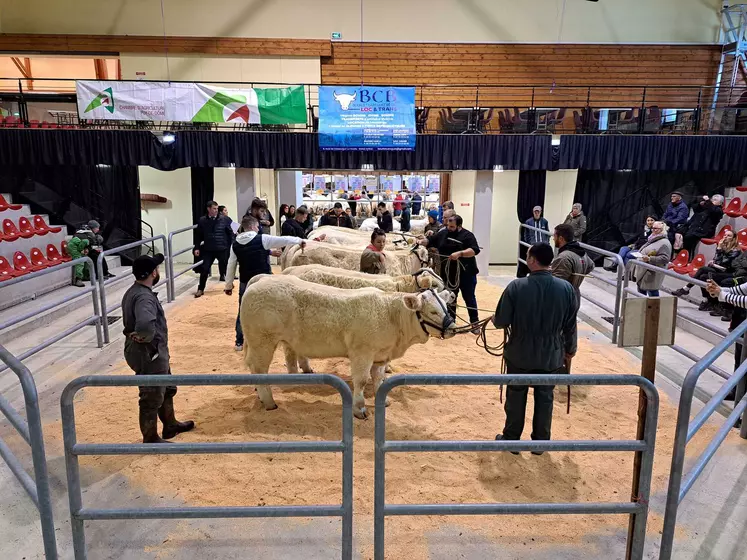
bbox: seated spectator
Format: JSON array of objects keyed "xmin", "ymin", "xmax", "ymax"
[
  {"xmin": 75, "ymin": 220, "xmax": 114, "ymax": 280},
  {"xmin": 682, "ymin": 194, "xmax": 724, "ymax": 260},
  {"xmin": 662, "ymin": 191, "xmax": 689, "ymax": 245},
  {"xmin": 605, "ymin": 215, "xmax": 655, "ymax": 273},
  {"xmin": 563, "ymin": 203, "xmax": 587, "ymax": 241}
]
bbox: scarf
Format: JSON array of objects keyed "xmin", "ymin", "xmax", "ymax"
[{"xmin": 367, "ymin": 244, "xmax": 384, "ymax": 254}]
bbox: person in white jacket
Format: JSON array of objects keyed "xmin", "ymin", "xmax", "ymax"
[{"xmin": 224, "ymin": 214, "xmax": 305, "ymax": 351}]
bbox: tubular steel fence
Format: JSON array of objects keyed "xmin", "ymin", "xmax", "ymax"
[{"xmin": 167, "ymin": 224, "xmax": 203, "ymax": 300}]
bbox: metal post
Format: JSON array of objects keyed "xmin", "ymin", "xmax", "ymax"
[
  {"xmin": 61, "ymin": 394, "xmax": 87, "ymax": 560},
  {"xmin": 341, "ymin": 378, "xmax": 354, "ymax": 559},
  {"xmin": 374, "ymin": 379, "xmax": 387, "ymax": 560},
  {"xmin": 738, "ymin": 333, "xmax": 747, "ymax": 439},
  {"xmin": 97, "ymin": 250, "xmax": 110, "ymax": 344},
  {"xmin": 86, "ymin": 259, "xmax": 103, "ymax": 348},
  {"xmin": 163, "ymin": 238, "xmax": 173, "ymax": 303},
  {"xmin": 612, "ymin": 264, "xmax": 625, "ymax": 344}
]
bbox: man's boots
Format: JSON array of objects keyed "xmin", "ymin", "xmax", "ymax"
[
  {"xmin": 139, "ymin": 409, "xmax": 169, "ymax": 444},
  {"xmin": 159, "ymin": 396, "xmax": 195, "ymax": 440}
]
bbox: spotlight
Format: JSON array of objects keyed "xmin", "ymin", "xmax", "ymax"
[
  {"xmin": 162, "ymin": 131, "xmax": 176, "ymax": 144},
  {"xmin": 493, "ymin": 165, "xmax": 504, "ymax": 173}
]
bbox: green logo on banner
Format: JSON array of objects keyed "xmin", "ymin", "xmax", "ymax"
[
  {"xmin": 84, "ymin": 87, "xmax": 114, "ymax": 114},
  {"xmin": 193, "ymin": 91, "xmax": 251, "ymax": 123}
]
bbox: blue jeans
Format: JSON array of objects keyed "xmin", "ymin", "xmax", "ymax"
[
  {"xmin": 638, "ymin": 288, "xmax": 660, "ymax": 297},
  {"xmin": 618, "ymin": 246, "xmax": 638, "ymax": 268},
  {"xmin": 235, "ymin": 281, "xmax": 248, "ymax": 346}
]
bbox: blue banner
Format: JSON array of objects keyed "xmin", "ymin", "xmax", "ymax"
[{"xmin": 318, "ymin": 86, "xmax": 416, "ymax": 150}]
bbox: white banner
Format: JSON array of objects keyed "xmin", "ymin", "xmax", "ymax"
[{"xmin": 77, "ymin": 81, "xmax": 169, "ymax": 121}]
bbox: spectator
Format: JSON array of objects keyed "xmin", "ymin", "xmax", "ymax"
[
  {"xmin": 281, "ymin": 206, "xmax": 318, "ymax": 239},
  {"xmin": 74, "ymin": 220, "xmax": 114, "ymax": 280},
  {"xmin": 216, "ymin": 206, "xmax": 235, "ymax": 270},
  {"xmin": 682, "ymin": 194, "xmax": 725, "ymax": 260},
  {"xmin": 633, "ymin": 221, "xmax": 672, "ymax": 297},
  {"xmin": 563, "ymin": 203, "xmax": 587, "ymax": 241},
  {"xmin": 418, "ymin": 214, "xmax": 481, "ymax": 333},
  {"xmin": 377, "ymin": 202, "xmax": 394, "ymax": 233},
  {"xmin": 244, "ymin": 198, "xmax": 273, "ymax": 233},
  {"xmin": 400, "ymin": 202, "xmax": 411, "ymax": 233},
  {"xmin": 662, "ymin": 191, "xmax": 689, "ymax": 244},
  {"xmin": 319, "ymin": 202, "xmax": 354, "ymax": 228},
  {"xmin": 412, "ymin": 191, "xmax": 423, "ymax": 215},
  {"xmin": 518, "ymin": 206, "xmax": 550, "ymax": 278},
  {"xmin": 345, "ymin": 207, "xmax": 357, "ymax": 228},
  {"xmin": 438, "ymin": 200, "xmax": 454, "ymax": 224},
  {"xmin": 194, "ymin": 200, "xmax": 235, "ymax": 297},
  {"xmin": 551, "ymin": 223, "xmax": 595, "ymax": 305},
  {"xmin": 67, "ymin": 236, "xmax": 90, "ymax": 287},
  {"xmin": 360, "ymin": 228, "xmax": 387, "ymax": 274},
  {"xmin": 424, "ymin": 210, "xmax": 441, "ymax": 237},
  {"xmin": 604, "ymin": 215, "xmax": 655, "ymax": 273},
  {"xmin": 278, "ymin": 204, "xmax": 290, "ymax": 228},
  {"xmin": 393, "ymin": 192, "xmax": 404, "ymax": 216}
]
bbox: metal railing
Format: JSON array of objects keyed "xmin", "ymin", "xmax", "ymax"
[
  {"xmin": 659, "ymin": 321, "xmax": 747, "ymax": 559},
  {"xmin": 0, "ymin": 344, "xmax": 58, "ymax": 559},
  {"xmin": 96, "ymin": 235, "xmax": 168, "ymax": 344},
  {"xmin": 167, "ymin": 224, "xmax": 203, "ymax": 301},
  {"xmin": 61, "ymin": 373, "xmax": 354, "ymax": 560},
  {"xmin": 373, "ymin": 373, "xmax": 659, "ymax": 560},
  {"xmin": 0, "ymin": 257, "xmax": 102, "ymax": 373},
  {"xmin": 518, "ymin": 223, "xmax": 625, "ymax": 343}
]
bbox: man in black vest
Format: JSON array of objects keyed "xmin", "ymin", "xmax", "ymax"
[
  {"xmin": 194, "ymin": 200, "xmax": 234, "ymax": 297},
  {"xmin": 224, "ymin": 215, "xmax": 306, "ymax": 351}
]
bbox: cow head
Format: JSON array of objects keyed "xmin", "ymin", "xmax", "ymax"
[
  {"xmin": 412, "ymin": 267, "xmax": 445, "ymax": 291},
  {"xmin": 333, "ymin": 91, "xmax": 357, "ymax": 110},
  {"xmin": 409, "ymin": 245, "xmax": 430, "ymax": 272},
  {"xmin": 402, "ymin": 289, "xmax": 456, "ymax": 339}
]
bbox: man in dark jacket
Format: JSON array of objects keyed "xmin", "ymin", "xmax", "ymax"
[
  {"xmin": 282, "ymin": 206, "xmax": 312, "ymax": 238},
  {"xmin": 122, "ymin": 254, "xmax": 194, "ymax": 443},
  {"xmin": 418, "ymin": 214, "xmax": 481, "ymax": 332},
  {"xmin": 194, "ymin": 200, "xmax": 235, "ymax": 297},
  {"xmin": 662, "ymin": 191, "xmax": 689, "ymax": 244},
  {"xmin": 400, "ymin": 202, "xmax": 411, "ymax": 233},
  {"xmin": 377, "ymin": 202, "xmax": 394, "ymax": 233},
  {"xmin": 493, "ymin": 242, "xmax": 578, "ymax": 450},
  {"xmin": 244, "ymin": 198, "xmax": 273, "ymax": 234},
  {"xmin": 683, "ymin": 194, "xmax": 725, "ymax": 260},
  {"xmin": 551, "ymin": 224, "xmax": 595, "ymax": 306},
  {"xmin": 319, "ymin": 202, "xmax": 354, "ymax": 228},
  {"xmin": 411, "ymin": 192, "xmax": 422, "ymax": 215},
  {"xmin": 518, "ymin": 206, "xmax": 550, "ymax": 278}
]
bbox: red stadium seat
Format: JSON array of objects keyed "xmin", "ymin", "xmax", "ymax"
[
  {"xmin": 0, "ymin": 194, "xmax": 22, "ymax": 211},
  {"xmin": 738, "ymin": 228, "xmax": 747, "ymax": 250},
  {"xmin": 725, "ymin": 197, "xmax": 743, "ymax": 217},
  {"xmin": 0, "ymin": 256, "xmax": 21, "ymax": 281},
  {"xmin": 17, "ymin": 217, "xmax": 37, "ymax": 239},
  {"xmin": 60, "ymin": 240, "xmax": 72, "ymax": 262},
  {"xmin": 687, "ymin": 254, "xmax": 707, "ymax": 277},
  {"xmin": 701, "ymin": 224, "xmax": 733, "ymax": 246},
  {"xmin": 2, "ymin": 219, "xmax": 21, "ymax": 241},
  {"xmin": 33, "ymin": 215, "xmax": 62, "ymax": 235},
  {"xmin": 29, "ymin": 247, "xmax": 52, "ymax": 269},
  {"xmin": 46, "ymin": 243, "xmax": 64, "ymax": 264},
  {"xmin": 13, "ymin": 251, "xmax": 44, "ymax": 274},
  {"xmin": 669, "ymin": 250, "xmax": 690, "ymax": 274},
  {"xmin": 737, "ymin": 186, "xmax": 747, "ymax": 192}
]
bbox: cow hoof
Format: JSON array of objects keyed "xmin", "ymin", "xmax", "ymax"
[{"xmin": 354, "ymin": 408, "xmax": 368, "ymax": 420}]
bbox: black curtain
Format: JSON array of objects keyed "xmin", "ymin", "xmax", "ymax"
[
  {"xmin": 191, "ymin": 167, "xmax": 215, "ymax": 262},
  {"xmin": 560, "ymin": 135, "xmax": 747, "ymax": 171},
  {"xmin": 0, "ymin": 164, "xmax": 140, "ymax": 249},
  {"xmin": 516, "ymin": 170, "xmax": 547, "ymax": 222},
  {"xmin": 573, "ymin": 170, "xmax": 744, "ymax": 255},
  {"xmin": 0, "ymin": 129, "xmax": 553, "ymax": 171}
]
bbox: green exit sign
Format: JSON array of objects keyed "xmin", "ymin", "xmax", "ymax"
[{"xmin": 331, "ymin": 32, "xmax": 342, "ymax": 40}]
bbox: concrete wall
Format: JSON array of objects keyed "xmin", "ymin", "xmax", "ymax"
[
  {"xmin": 490, "ymin": 171, "xmax": 521, "ymax": 265},
  {"xmin": 544, "ymin": 170, "xmax": 580, "ymax": 232},
  {"xmin": 450, "ymin": 171, "xmax": 476, "ymax": 231},
  {"xmin": 138, "ymin": 167, "xmax": 193, "ymax": 263},
  {"xmin": 213, "ymin": 168, "xmax": 238, "ymax": 223},
  {"xmin": 0, "ymin": 0, "xmax": 721, "ymax": 44}
]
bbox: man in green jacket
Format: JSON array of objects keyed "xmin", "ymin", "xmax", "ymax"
[{"xmin": 492, "ymin": 242, "xmax": 578, "ymax": 452}]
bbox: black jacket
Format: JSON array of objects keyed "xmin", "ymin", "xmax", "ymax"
[
  {"xmin": 428, "ymin": 226, "xmax": 481, "ymax": 279},
  {"xmin": 627, "ymin": 226, "xmax": 652, "ymax": 250},
  {"xmin": 319, "ymin": 211, "xmax": 353, "ymax": 229},
  {"xmin": 713, "ymin": 247, "xmax": 741, "ymax": 272},
  {"xmin": 493, "ymin": 270, "xmax": 578, "ymax": 371},
  {"xmin": 281, "ymin": 218, "xmax": 308, "ymax": 239},
  {"xmin": 686, "ymin": 201, "xmax": 724, "ymax": 238},
  {"xmin": 122, "ymin": 282, "xmax": 170, "ymax": 374},
  {"xmin": 377, "ymin": 210, "xmax": 393, "ymax": 233},
  {"xmin": 196, "ymin": 215, "xmax": 234, "ymax": 252},
  {"xmin": 400, "ymin": 208, "xmax": 411, "ymax": 233}
]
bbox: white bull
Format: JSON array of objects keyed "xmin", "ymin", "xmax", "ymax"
[
  {"xmin": 281, "ymin": 264, "xmax": 445, "ymax": 292},
  {"xmin": 240, "ymin": 275, "xmax": 456, "ymax": 418},
  {"xmin": 280, "ymin": 241, "xmax": 429, "ymax": 276},
  {"xmin": 308, "ymin": 226, "xmax": 412, "ymax": 250}
]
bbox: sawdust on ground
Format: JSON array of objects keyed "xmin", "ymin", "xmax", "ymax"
[{"xmin": 46, "ymin": 277, "xmax": 726, "ymax": 559}]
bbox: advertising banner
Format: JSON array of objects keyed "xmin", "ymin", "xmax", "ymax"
[
  {"xmin": 333, "ymin": 175, "xmax": 349, "ymax": 191},
  {"xmin": 318, "ymin": 86, "xmax": 416, "ymax": 150},
  {"xmin": 76, "ymin": 81, "xmax": 307, "ymax": 124}
]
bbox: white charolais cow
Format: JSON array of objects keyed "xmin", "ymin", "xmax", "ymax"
[
  {"xmin": 281, "ymin": 241, "xmax": 429, "ymax": 276},
  {"xmin": 281, "ymin": 264, "xmax": 445, "ymax": 292},
  {"xmin": 241, "ymin": 275, "xmax": 456, "ymax": 418},
  {"xmin": 308, "ymin": 226, "xmax": 413, "ymax": 250}
]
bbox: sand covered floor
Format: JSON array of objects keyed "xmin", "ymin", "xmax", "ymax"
[{"xmin": 48, "ymin": 277, "xmax": 727, "ymax": 558}]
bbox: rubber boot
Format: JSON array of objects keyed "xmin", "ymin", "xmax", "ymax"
[
  {"xmin": 159, "ymin": 396, "xmax": 195, "ymax": 440},
  {"xmin": 139, "ymin": 408, "xmax": 169, "ymax": 444}
]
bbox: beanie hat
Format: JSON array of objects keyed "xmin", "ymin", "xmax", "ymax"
[
  {"xmin": 428, "ymin": 210, "xmax": 439, "ymax": 220},
  {"xmin": 88, "ymin": 220, "xmax": 100, "ymax": 230}
]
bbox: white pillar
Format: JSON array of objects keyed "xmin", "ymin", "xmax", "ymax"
[
  {"xmin": 473, "ymin": 171, "xmax": 493, "ymax": 276},
  {"xmin": 277, "ymin": 170, "xmax": 304, "ymax": 208},
  {"xmin": 489, "ymin": 171, "xmax": 520, "ymax": 265},
  {"xmin": 235, "ymin": 168, "xmax": 256, "ymax": 216}
]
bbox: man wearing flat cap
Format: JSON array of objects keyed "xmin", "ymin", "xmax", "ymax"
[
  {"xmin": 122, "ymin": 254, "xmax": 194, "ymax": 443},
  {"xmin": 662, "ymin": 191, "xmax": 689, "ymax": 245}
]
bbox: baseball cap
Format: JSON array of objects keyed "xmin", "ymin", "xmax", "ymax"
[
  {"xmin": 132, "ymin": 253, "xmax": 165, "ymax": 280},
  {"xmin": 533, "ymin": 206, "xmax": 542, "ymax": 212}
]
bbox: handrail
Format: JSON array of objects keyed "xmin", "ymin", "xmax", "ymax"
[
  {"xmin": 96, "ymin": 235, "xmax": 168, "ymax": 344},
  {"xmin": 167, "ymin": 224, "xmax": 202, "ymax": 301},
  {"xmin": 0, "ymin": 344, "xmax": 58, "ymax": 559}
]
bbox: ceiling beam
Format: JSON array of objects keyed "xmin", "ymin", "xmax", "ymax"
[
  {"xmin": 11, "ymin": 56, "xmax": 32, "ymax": 90},
  {"xmin": 93, "ymin": 58, "xmax": 108, "ymax": 80}
]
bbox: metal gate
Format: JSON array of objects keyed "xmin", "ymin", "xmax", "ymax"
[{"xmin": 61, "ymin": 373, "xmax": 354, "ymax": 560}]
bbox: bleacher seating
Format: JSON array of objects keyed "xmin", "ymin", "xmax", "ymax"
[
  {"xmin": 29, "ymin": 247, "xmax": 53, "ymax": 269},
  {"xmin": 0, "ymin": 256, "xmax": 17, "ymax": 281},
  {"xmin": 17, "ymin": 217, "xmax": 36, "ymax": 239},
  {"xmin": 688, "ymin": 254, "xmax": 707, "ymax": 277},
  {"xmin": 701, "ymin": 224, "xmax": 732, "ymax": 246},
  {"xmin": 0, "ymin": 194, "xmax": 22, "ymax": 211},
  {"xmin": 60, "ymin": 240, "xmax": 72, "ymax": 262},
  {"xmin": 46, "ymin": 244, "xmax": 64, "ymax": 265},
  {"xmin": 33, "ymin": 215, "xmax": 62, "ymax": 235}
]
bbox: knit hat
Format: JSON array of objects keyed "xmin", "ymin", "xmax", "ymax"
[
  {"xmin": 88, "ymin": 220, "xmax": 100, "ymax": 230},
  {"xmin": 132, "ymin": 253, "xmax": 164, "ymax": 280},
  {"xmin": 428, "ymin": 210, "xmax": 439, "ymax": 220}
]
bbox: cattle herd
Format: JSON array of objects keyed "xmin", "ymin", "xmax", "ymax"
[{"xmin": 241, "ymin": 226, "xmax": 458, "ymax": 419}]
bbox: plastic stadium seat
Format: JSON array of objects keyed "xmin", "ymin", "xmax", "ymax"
[
  {"xmin": 740, "ymin": 201, "xmax": 747, "ymax": 218},
  {"xmin": 2, "ymin": 219, "xmax": 21, "ymax": 241},
  {"xmin": 29, "ymin": 247, "xmax": 52, "ymax": 269},
  {"xmin": 46, "ymin": 243, "xmax": 64, "ymax": 264},
  {"xmin": 701, "ymin": 224, "xmax": 733, "ymax": 246},
  {"xmin": 670, "ymin": 250, "xmax": 690, "ymax": 274},
  {"xmin": 0, "ymin": 256, "xmax": 20, "ymax": 281},
  {"xmin": 737, "ymin": 186, "xmax": 747, "ymax": 192},
  {"xmin": 739, "ymin": 228, "xmax": 747, "ymax": 250},
  {"xmin": 60, "ymin": 240, "xmax": 72, "ymax": 262},
  {"xmin": 17, "ymin": 217, "xmax": 37, "ymax": 239},
  {"xmin": 687, "ymin": 254, "xmax": 707, "ymax": 277},
  {"xmin": 725, "ymin": 197, "xmax": 743, "ymax": 217},
  {"xmin": 13, "ymin": 251, "xmax": 44, "ymax": 274},
  {"xmin": 0, "ymin": 194, "xmax": 22, "ymax": 211},
  {"xmin": 33, "ymin": 215, "xmax": 62, "ymax": 235}
]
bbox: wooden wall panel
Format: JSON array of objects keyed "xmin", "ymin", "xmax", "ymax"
[{"xmin": 321, "ymin": 43, "xmax": 722, "ymax": 106}]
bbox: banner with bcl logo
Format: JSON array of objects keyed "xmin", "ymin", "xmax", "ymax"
[{"xmin": 318, "ymin": 86, "xmax": 416, "ymax": 150}]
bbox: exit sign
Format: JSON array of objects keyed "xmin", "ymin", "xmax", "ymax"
[{"xmin": 331, "ymin": 32, "xmax": 342, "ymax": 40}]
